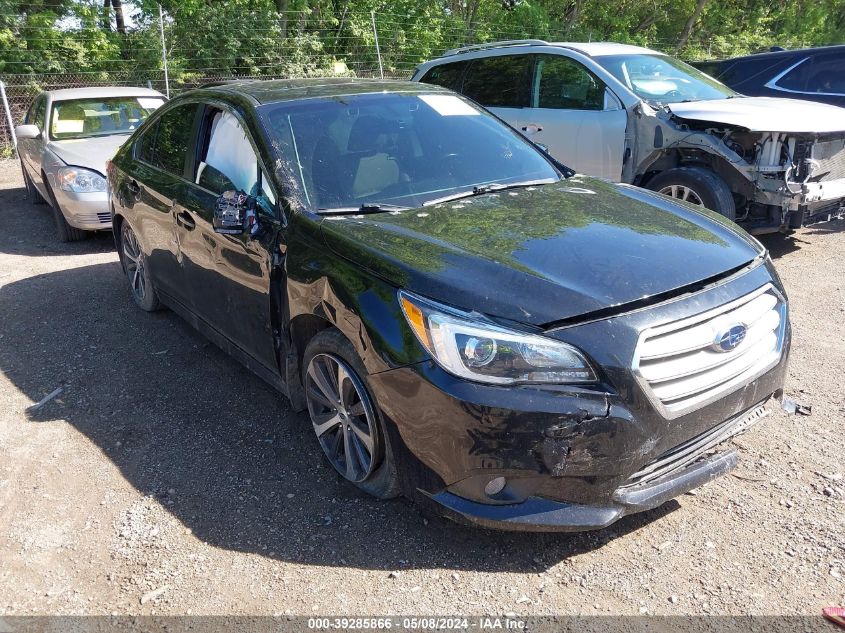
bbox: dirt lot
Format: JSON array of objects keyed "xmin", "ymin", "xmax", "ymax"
[{"xmin": 0, "ymin": 158, "xmax": 843, "ymax": 618}]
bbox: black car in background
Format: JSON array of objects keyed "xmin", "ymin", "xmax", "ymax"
[
  {"xmin": 107, "ymin": 79, "xmax": 790, "ymax": 532},
  {"xmin": 693, "ymin": 45, "xmax": 845, "ymax": 108}
]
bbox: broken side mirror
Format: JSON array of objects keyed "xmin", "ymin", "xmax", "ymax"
[
  {"xmin": 534, "ymin": 141, "xmax": 549, "ymax": 153},
  {"xmin": 213, "ymin": 190, "xmax": 259, "ymax": 237}
]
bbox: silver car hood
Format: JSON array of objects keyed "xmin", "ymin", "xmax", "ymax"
[
  {"xmin": 48, "ymin": 134, "xmax": 131, "ymax": 175},
  {"xmin": 667, "ymin": 97, "xmax": 845, "ymax": 134}
]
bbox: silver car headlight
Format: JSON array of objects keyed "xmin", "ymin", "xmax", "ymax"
[
  {"xmin": 58, "ymin": 167, "xmax": 107, "ymax": 193},
  {"xmin": 399, "ymin": 291, "xmax": 597, "ymax": 385}
]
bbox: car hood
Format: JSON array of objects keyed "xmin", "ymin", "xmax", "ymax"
[
  {"xmin": 319, "ymin": 179, "xmax": 763, "ymax": 327},
  {"xmin": 667, "ymin": 97, "xmax": 845, "ymax": 134},
  {"xmin": 48, "ymin": 134, "xmax": 131, "ymax": 174}
]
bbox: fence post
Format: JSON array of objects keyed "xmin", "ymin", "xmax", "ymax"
[
  {"xmin": 0, "ymin": 81, "xmax": 17, "ymax": 155},
  {"xmin": 159, "ymin": 4, "xmax": 170, "ymax": 98},
  {"xmin": 371, "ymin": 10, "xmax": 384, "ymax": 79}
]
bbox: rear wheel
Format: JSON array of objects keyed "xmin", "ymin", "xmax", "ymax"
[
  {"xmin": 120, "ymin": 221, "xmax": 161, "ymax": 312},
  {"xmin": 303, "ymin": 329, "xmax": 401, "ymax": 499},
  {"xmin": 647, "ymin": 166, "xmax": 736, "ymax": 221}
]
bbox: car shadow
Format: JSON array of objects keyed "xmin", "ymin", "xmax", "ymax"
[
  {"xmin": 0, "ymin": 260, "xmax": 680, "ymax": 572},
  {"xmin": 759, "ymin": 217, "xmax": 845, "ymax": 259},
  {"xmin": 0, "ymin": 182, "xmax": 116, "ymax": 256}
]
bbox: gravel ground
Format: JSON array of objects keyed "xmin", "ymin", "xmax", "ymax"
[{"xmin": 0, "ymin": 158, "xmax": 843, "ymax": 618}]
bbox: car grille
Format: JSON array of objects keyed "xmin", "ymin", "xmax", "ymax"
[
  {"xmin": 75, "ymin": 212, "xmax": 112, "ymax": 225},
  {"xmin": 633, "ymin": 284, "xmax": 787, "ymax": 419},
  {"xmin": 621, "ymin": 400, "xmax": 770, "ymax": 488},
  {"xmin": 804, "ymin": 138, "xmax": 845, "ymax": 182}
]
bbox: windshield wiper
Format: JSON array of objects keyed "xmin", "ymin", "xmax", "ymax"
[
  {"xmin": 423, "ymin": 179, "xmax": 556, "ymax": 206},
  {"xmin": 317, "ymin": 202, "xmax": 412, "ymax": 215}
]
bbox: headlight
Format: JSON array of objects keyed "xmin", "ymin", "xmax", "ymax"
[
  {"xmin": 58, "ymin": 167, "xmax": 107, "ymax": 193},
  {"xmin": 399, "ymin": 291, "xmax": 597, "ymax": 385}
]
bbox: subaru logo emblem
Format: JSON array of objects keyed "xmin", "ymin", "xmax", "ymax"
[{"xmin": 713, "ymin": 324, "xmax": 747, "ymax": 352}]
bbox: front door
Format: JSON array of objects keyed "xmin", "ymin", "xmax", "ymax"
[
  {"xmin": 176, "ymin": 106, "xmax": 282, "ymax": 372},
  {"xmin": 19, "ymin": 96, "xmax": 46, "ymax": 190},
  {"xmin": 524, "ymin": 54, "xmax": 627, "ymax": 181}
]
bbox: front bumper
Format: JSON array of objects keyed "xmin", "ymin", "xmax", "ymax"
[
  {"xmin": 52, "ymin": 187, "xmax": 112, "ymax": 230},
  {"xmin": 368, "ymin": 262, "xmax": 790, "ymax": 532}
]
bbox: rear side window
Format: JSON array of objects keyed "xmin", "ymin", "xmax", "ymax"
[
  {"xmin": 419, "ymin": 61, "xmax": 469, "ymax": 91},
  {"xmin": 462, "ymin": 55, "xmax": 532, "ymax": 108},
  {"xmin": 780, "ymin": 54, "xmax": 845, "ymax": 95},
  {"xmin": 135, "ymin": 104, "xmax": 196, "ymax": 176},
  {"xmin": 535, "ymin": 55, "xmax": 605, "ymax": 110}
]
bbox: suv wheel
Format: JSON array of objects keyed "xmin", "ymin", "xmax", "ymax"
[
  {"xmin": 303, "ymin": 329, "xmax": 401, "ymax": 499},
  {"xmin": 120, "ymin": 221, "xmax": 161, "ymax": 311},
  {"xmin": 647, "ymin": 166, "xmax": 736, "ymax": 221}
]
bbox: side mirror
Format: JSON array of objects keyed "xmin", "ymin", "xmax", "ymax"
[
  {"xmin": 213, "ymin": 190, "xmax": 259, "ymax": 236},
  {"xmin": 15, "ymin": 124, "xmax": 41, "ymax": 140},
  {"xmin": 534, "ymin": 141, "xmax": 549, "ymax": 153}
]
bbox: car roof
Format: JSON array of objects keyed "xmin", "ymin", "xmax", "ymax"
[
  {"xmin": 434, "ymin": 39, "xmax": 661, "ymax": 60},
  {"xmin": 550, "ymin": 42, "xmax": 661, "ymax": 57},
  {"xmin": 204, "ymin": 77, "xmax": 452, "ymax": 105},
  {"xmin": 44, "ymin": 86, "xmax": 166, "ymax": 100},
  {"xmin": 706, "ymin": 43, "xmax": 845, "ymax": 63}
]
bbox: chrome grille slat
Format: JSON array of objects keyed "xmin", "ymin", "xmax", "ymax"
[{"xmin": 633, "ymin": 285, "xmax": 786, "ymax": 419}]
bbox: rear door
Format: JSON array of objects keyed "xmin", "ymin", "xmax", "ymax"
[
  {"xmin": 524, "ymin": 53, "xmax": 627, "ymax": 180},
  {"xmin": 124, "ymin": 102, "xmax": 201, "ymax": 306},
  {"xmin": 176, "ymin": 104, "xmax": 281, "ymax": 371}
]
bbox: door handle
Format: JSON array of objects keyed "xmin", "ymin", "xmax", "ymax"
[
  {"xmin": 521, "ymin": 124, "xmax": 543, "ymax": 133},
  {"xmin": 126, "ymin": 179, "xmax": 141, "ymax": 195},
  {"xmin": 175, "ymin": 210, "xmax": 196, "ymax": 230}
]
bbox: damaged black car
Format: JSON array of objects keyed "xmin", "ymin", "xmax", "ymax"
[{"xmin": 107, "ymin": 79, "xmax": 790, "ymax": 531}]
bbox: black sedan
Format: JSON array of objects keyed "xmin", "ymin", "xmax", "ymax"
[
  {"xmin": 693, "ymin": 45, "xmax": 845, "ymax": 108},
  {"xmin": 107, "ymin": 79, "xmax": 790, "ymax": 531}
]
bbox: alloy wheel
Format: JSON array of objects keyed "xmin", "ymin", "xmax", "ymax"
[
  {"xmin": 305, "ymin": 353, "xmax": 379, "ymax": 483},
  {"xmin": 658, "ymin": 184, "xmax": 704, "ymax": 206},
  {"xmin": 121, "ymin": 224, "xmax": 147, "ymax": 302}
]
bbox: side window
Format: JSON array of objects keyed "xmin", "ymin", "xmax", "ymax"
[
  {"xmin": 135, "ymin": 104, "xmax": 195, "ymax": 175},
  {"xmin": 535, "ymin": 55, "xmax": 606, "ymax": 110},
  {"xmin": 195, "ymin": 109, "xmax": 259, "ymax": 197},
  {"xmin": 462, "ymin": 55, "xmax": 532, "ymax": 108},
  {"xmin": 28, "ymin": 97, "xmax": 46, "ymax": 129},
  {"xmin": 135, "ymin": 120, "xmax": 158, "ymax": 164},
  {"xmin": 803, "ymin": 55, "xmax": 845, "ymax": 95},
  {"xmin": 775, "ymin": 57, "xmax": 811, "ymax": 91},
  {"xmin": 419, "ymin": 61, "xmax": 469, "ymax": 92}
]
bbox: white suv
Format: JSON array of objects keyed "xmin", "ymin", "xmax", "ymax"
[{"xmin": 412, "ymin": 40, "xmax": 845, "ymax": 234}]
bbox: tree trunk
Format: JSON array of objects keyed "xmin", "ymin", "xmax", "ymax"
[
  {"xmin": 677, "ymin": 0, "xmax": 708, "ymax": 50},
  {"xmin": 101, "ymin": 0, "xmax": 110, "ymax": 31},
  {"xmin": 111, "ymin": 0, "xmax": 126, "ymax": 35},
  {"xmin": 275, "ymin": 0, "xmax": 289, "ymax": 39}
]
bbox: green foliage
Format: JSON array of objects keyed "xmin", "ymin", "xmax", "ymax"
[{"xmin": 0, "ymin": 0, "xmax": 843, "ymax": 81}]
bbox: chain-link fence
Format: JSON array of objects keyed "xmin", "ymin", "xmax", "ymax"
[{"xmin": 0, "ymin": 4, "xmax": 818, "ymax": 155}]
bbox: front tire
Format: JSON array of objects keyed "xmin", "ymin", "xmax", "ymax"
[
  {"xmin": 21, "ymin": 162, "xmax": 46, "ymax": 205},
  {"xmin": 120, "ymin": 221, "xmax": 161, "ymax": 312},
  {"xmin": 44, "ymin": 178, "xmax": 87, "ymax": 242},
  {"xmin": 303, "ymin": 329, "xmax": 401, "ymax": 499},
  {"xmin": 647, "ymin": 166, "xmax": 736, "ymax": 221}
]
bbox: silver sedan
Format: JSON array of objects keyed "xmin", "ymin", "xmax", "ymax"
[{"xmin": 16, "ymin": 86, "xmax": 165, "ymax": 242}]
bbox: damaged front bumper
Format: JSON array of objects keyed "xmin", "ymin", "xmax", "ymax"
[{"xmin": 367, "ymin": 263, "xmax": 790, "ymax": 532}]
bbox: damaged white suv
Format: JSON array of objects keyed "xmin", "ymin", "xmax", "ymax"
[{"xmin": 413, "ymin": 41, "xmax": 845, "ymax": 234}]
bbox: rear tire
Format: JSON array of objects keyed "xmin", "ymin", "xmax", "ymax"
[
  {"xmin": 21, "ymin": 162, "xmax": 46, "ymax": 205},
  {"xmin": 44, "ymin": 178, "xmax": 87, "ymax": 242},
  {"xmin": 303, "ymin": 328, "xmax": 401, "ymax": 500},
  {"xmin": 647, "ymin": 166, "xmax": 736, "ymax": 221}
]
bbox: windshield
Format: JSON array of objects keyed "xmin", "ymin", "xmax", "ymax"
[
  {"xmin": 50, "ymin": 96, "xmax": 164, "ymax": 140},
  {"xmin": 258, "ymin": 92, "xmax": 560, "ymax": 212},
  {"xmin": 595, "ymin": 54, "xmax": 737, "ymax": 106}
]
